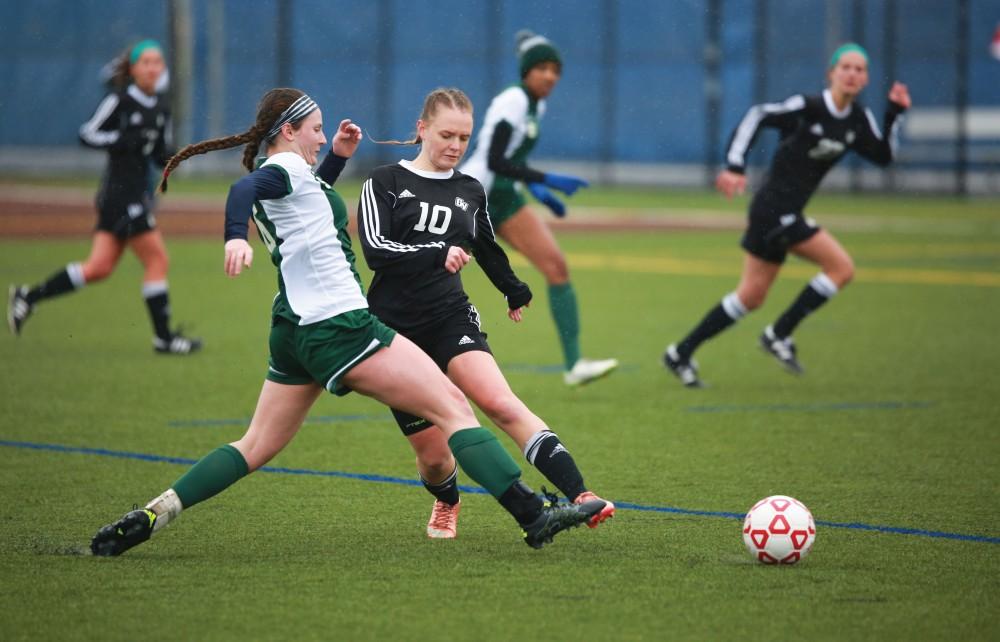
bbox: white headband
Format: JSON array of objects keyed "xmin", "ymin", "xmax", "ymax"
[{"xmin": 266, "ymin": 94, "xmax": 318, "ymax": 140}]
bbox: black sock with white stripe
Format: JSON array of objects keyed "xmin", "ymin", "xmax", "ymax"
[
  {"xmin": 523, "ymin": 430, "xmax": 586, "ymax": 501},
  {"xmin": 676, "ymin": 292, "xmax": 748, "ymax": 361},
  {"xmin": 421, "ymin": 466, "xmax": 460, "ymax": 506},
  {"xmin": 772, "ymin": 274, "xmax": 838, "ymax": 339},
  {"xmin": 26, "ymin": 263, "xmax": 84, "ymax": 305},
  {"xmin": 143, "ymin": 280, "xmax": 172, "ymax": 341}
]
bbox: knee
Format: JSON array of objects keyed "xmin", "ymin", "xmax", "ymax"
[
  {"xmin": 478, "ymin": 392, "xmax": 524, "ymax": 428},
  {"xmin": 536, "ymin": 252, "xmax": 569, "ymax": 283},
  {"xmin": 83, "ymin": 260, "xmax": 115, "ymax": 283},
  {"xmin": 833, "ymin": 258, "xmax": 855, "ymax": 288},
  {"xmin": 738, "ymin": 289, "xmax": 767, "ymax": 311}
]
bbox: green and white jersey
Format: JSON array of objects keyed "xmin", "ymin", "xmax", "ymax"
[
  {"xmin": 461, "ymin": 84, "xmax": 546, "ymax": 192},
  {"xmin": 254, "ymin": 151, "xmax": 368, "ymax": 325}
]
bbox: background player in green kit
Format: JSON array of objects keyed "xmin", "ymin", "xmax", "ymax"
[
  {"xmin": 462, "ymin": 30, "xmax": 618, "ymax": 387},
  {"xmin": 89, "ymin": 88, "xmax": 605, "ymax": 556},
  {"xmin": 359, "ymin": 88, "xmax": 615, "ymax": 539}
]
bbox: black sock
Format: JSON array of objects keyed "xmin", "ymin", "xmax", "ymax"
[
  {"xmin": 26, "ymin": 267, "xmax": 78, "ymax": 305},
  {"xmin": 421, "ymin": 466, "xmax": 460, "ymax": 506},
  {"xmin": 143, "ymin": 283, "xmax": 171, "ymax": 341},
  {"xmin": 772, "ymin": 284, "xmax": 831, "ymax": 339},
  {"xmin": 498, "ymin": 480, "xmax": 544, "ymax": 525},
  {"xmin": 677, "ymin": 303, "xmax": 738, "ymax": 361},
  {"xmin": 525, "ymin": 431, "xmax": 586, "ymax": 501}
]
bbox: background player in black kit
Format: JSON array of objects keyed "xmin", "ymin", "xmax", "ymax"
[
  {"xmin": 359, "ymin": 88, "xmax": 614, "ymax": 538},
  {"xmin": 663, "ymin": 43, "xmax": 911, "ymax": 387},
  {"xmin": 7, "ymin": 39, "xmax": 200, "ymax": 354}
]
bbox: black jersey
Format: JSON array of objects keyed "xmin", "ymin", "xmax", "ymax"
[
  {"xmin": 358, "ymin": 160, "xmax": 531, "ymax": 334},
  {"xmin": 79, "ymin": 84, "xmax": 173, "ymax": 205},
  {"xmin": 725, "ymin": 89, "xmax": 905, "ymax": 212}
]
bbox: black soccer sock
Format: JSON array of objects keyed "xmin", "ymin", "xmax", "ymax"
[
  {"xmin": 421, "ymin": 466, "xmax": 460, "ymax": 506},
  {"xmin": 498, "ymin": 480, "xmax": 545, "ymax": 525},
  {"xmin": 523, "ymin": 430, "xmax": 586, "ymax": 501},
  {"xmin": 25, "ymin": 263, "xmax": 84, "ymax": 305},
  {"xmin": 772, "ymin": 274, "xmax": 838, "ymax": 339},
  {"xmin": 676, "ymin": 292, "xmax": 748, "ymax": 360},
  {"xmin": 143, "ymin": 280, "xmax": 172, "ymax": 341}
]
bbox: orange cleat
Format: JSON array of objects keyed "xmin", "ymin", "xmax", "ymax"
[
  {"xmin": 574, "ymin": 491, "xmax": 615, "ymax": 528},
  {"xmin": 426, "ymin": 499, "xmax": 460, "ymax": 539}
]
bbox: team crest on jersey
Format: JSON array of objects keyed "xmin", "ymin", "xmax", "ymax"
[
  {"xmin": 808, "ymin": 138, "xmax": 845, "ymax": 160},
  {"xmin": 527, "ymin": 119, "xmax": 538, "ymax": 138},
  {"xmin": 130, "ymin": 112, "xmax": 143, "ymax": 125},
  {"xmin": 454, "ymin": 196, "xmax": 469, "ymax": 211},
  {"xmin": 810, "ymin": 123, "xmax": 824, "ymax": 136}
]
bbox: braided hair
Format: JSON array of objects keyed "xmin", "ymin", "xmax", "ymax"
[{"xmin": 159, "ymin": 88, "xmax": 306, "ymax": 192}]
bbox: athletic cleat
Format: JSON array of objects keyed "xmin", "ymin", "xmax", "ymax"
[
  {"xmin": 574, "ymin": 491, "xmax": 615, "ymax": 528},
  {"xmin": 563, "ymin": 357, "xmax": 619, "ymax": 386},
  {"xmin": 759, "ymin": 326, "xmax": 804, "ymax": 374},
  {"xmin": 90, "ymin": 507, "xmax": 157, "ymax": 557},
  {"xmin": 521, "ymin": 491, "xmax": 607, "ymax": 549},
  {"xmin": 7, "ymin": 285, "xmax": 32, "ymax": 336},
  {"xmin": 426, "ymin": 499, "xmax": 460, "ymax": 539},
  {"xmin": 153, "ymin": 331, "xmax": 202, "ymax": 355},
  {"xmin": 663, "ymin": 344, "xmax": 702, "ymax": 388}
]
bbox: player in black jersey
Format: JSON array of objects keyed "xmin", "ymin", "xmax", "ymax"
[
  {"xmin": 359, "ymin": 88, "xmax": 614, "ymax": 539},
  {"xmin": 663, "ymin": 43, "xmax": 911, "ymax": 387},
  {"xmin": 7, "ymin": 40, "xmax": 200, "ymax": 354}
]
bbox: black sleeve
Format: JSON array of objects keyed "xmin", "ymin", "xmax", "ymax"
[
  {"xmin": 224, "ymin": 166, "xmax": 290, "ymax": 242},
  {"xmin": 316, "ymin": 151, "xmax": 348, "ymax": 185},
  {"xmin": 469, "ymin": 188, "xmax": 532, "ymax": 308},
  {"xmin": 486, "ymin": 120, "xmax": 547, "ymax": 184},
  {"xmin": 724, "ymin": 94, "xmax": 809, "ymax": 173},
  {"xmin": 356, "ymin": 169, "xmax": 448, "ymax": 275},
  {"xmin": 78, "ymin": 93, "xmax": 133, "ymax": 150},
  {"xmin": 853, "ymin": 102, "xmax": 906, "ymax": 167}
]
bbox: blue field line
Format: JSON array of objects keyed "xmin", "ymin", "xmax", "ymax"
[
  {"xmin": 3, "ymin": 438, "xmax": 997, "ymax": 545},
  {"xmin": 685, "ymin": 401, "xmax": 935, "ymax": 413}
]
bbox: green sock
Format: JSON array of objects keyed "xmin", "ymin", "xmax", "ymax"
[
  {"xmin": 172, "ymin": 444, "xmax": 249, "ymax": 509},
  {"xmin": 548, "ymin": 282, "xmax": 581, "ymax": 370},
  {"xmin": 447, "ymin": 428, "xmax": 521, "ymax": 498}
]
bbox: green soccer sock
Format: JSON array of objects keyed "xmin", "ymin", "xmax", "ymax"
[
  {"xmin": 447, "ymin": 427, "xmax": 522, "ymax": 498},
  {"xmin": 548, "ymin": 282, "xmax": 581, "ymax": 370},
  {"xmin": 172, "ymin": 444, "xmax": 249, "ymax": 509}
]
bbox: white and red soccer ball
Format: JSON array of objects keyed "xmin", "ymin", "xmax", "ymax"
[{"xmin": 743, "ymin": 495, "xmax": 816, "ymax": 564}]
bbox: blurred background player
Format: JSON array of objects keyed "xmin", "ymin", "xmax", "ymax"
[
  {"xmin": 90, "ymin": 88, "xmax": 605, "ymax": 556},
  {"xmin": 7, "ymin": 39, "xmax": 200, "ymax": 354},
  {"xmin": 359, "ymin": 88, "xmax": 615, "ymax": 538},
  {"xmin": 461, "ymin": 30, "xmax": 618, "ymax": 386},
  {"xmin": 663, "ymin": 43, "xmax": 911, "ymax": 387}
]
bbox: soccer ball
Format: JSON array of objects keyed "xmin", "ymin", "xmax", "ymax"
[{"xmin": 742, "ymin": 495, "xmax": 816, "ymax": 564}]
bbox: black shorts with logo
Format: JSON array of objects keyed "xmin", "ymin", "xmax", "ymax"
[
  {"xmin": 740, "ymin": 191, "xmax": 821, "ymax": 264},
  {"xmin": 95, "ymin": 191, "xmax": 156, "ymax": 239},
  {"xmin": 388, "ymin": 304, "xmax": 492, "ymax": 436}
]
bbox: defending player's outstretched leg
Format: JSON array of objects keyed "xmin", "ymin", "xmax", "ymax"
[
  {"xmin": 759, "ymin": 326, "xmax": 804, "ymax": 374},
  {"xmin": 564, "ymin": 357, "xmax": 619, "ymax": 386},
  {"xmin": 90, "ymin": 507, "xmax": 157, "ymax": 557},
  {"xmin": 7, "ymin": 285, "xmax": 32, "ymax": 336},
  {"xmin": 522, "ymin": 493, "xmax": 607, "ymax": 549},
  {"xmin": 663, "ymin": 344, "xmax": 703, "ymax": 388}
]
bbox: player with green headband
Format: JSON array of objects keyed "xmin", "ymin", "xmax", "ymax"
[
  {"xmin": 462, "ymin": 30, "xmax": 619, "ymax": 387},
  {"xmin": 663, "ymin": 43, "xmax": 912, "ymax": 387}
]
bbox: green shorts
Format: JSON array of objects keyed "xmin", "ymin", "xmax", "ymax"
[
  {"xmin": 487, "ymin": 179, "xmax": 526, "ymax": 227},
  {"xmin": 266, "ymin": 308, "xmax": 396, "ymax": 396}
]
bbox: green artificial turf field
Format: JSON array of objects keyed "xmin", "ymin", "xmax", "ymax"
[{"xmin": 1, "ymin": 185, "xmax": 998, "ymax": 641}]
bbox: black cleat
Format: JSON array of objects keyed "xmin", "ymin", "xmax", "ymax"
[
  {"xmin": 521, "ymin": 491, "xmax": 607, "ymax": 549},
  {"xmin": 7, "ymin": 285, "xmax": 32, "ymax": 336},
  {"xmin": 153, "ymin": 331, "xmax": 202, "ymax": 355},
  {"xmin": 90, "ymin": 508, "xmax": 157, "ymax": 557},
  {"xmin": 759, "ymin": 326, "xmax": 804, "ymax": 374},
  {"xmin": 663, "ymin": 344, "xmax": 703, "ymax": 388}
]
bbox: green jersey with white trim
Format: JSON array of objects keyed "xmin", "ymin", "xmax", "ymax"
[{"xmin": 462, "ymin": 84, "xmax": 545, "ymax": 192}]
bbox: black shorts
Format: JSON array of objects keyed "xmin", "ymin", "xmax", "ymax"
[
  {"xmin": 95, "ymin": 192, "xmax": 157, "ymax": 239},
  {"xmin": 389, "ymin": 304, "xmax": 491, "ymax": 436},
  {"xmin": 740, "ymin": 192, "xmax": 820, "ymax": 264}
]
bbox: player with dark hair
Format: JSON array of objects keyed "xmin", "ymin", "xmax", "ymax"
[
  {"xmin": 89, "ymin": 88, "xmax": 606, "ymax": 556},
  {"xmin": 664, "ymin": 43, "xmax": 911, "ymax": 387},
  {"xmin": 360, "ymin": 88, "xmax": 615, "ymax": 539},
  {"xmin": 7, "ymin": 40, "xmax": 200, "ymax": 354},
  {"xmin": 462, "ymin": 30, "xmax": 618, "ymax": 387}
]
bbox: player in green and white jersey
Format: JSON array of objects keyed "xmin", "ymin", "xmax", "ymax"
[
  {"xmin": 89, "ymin": 88, "xmax": 605, "ymax": 556},
  {"xmin": 462, "ymin": 30, "xmax": 618, "ymax": 387}
]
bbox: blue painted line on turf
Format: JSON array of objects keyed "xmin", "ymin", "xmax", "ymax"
[
  {"xmin": 167, "ymin": 413, "xmax": 390, "ymax": 428},
  {"xmin": 686, "ymin": 401, "xmax": 935, "ymax": 413},
  {"xmin": 3, "ymin": 438, "xmax": 996, "ymax": 544}
]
